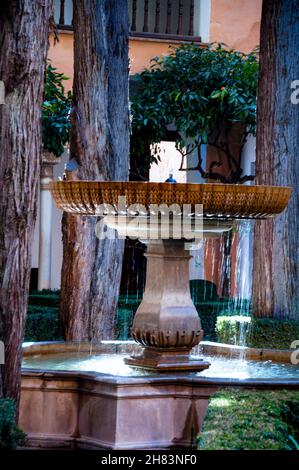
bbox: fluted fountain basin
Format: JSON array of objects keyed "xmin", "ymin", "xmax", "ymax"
[{"xmin": 50, "ymin": 181, "xmax": 291, "ymax": 218}]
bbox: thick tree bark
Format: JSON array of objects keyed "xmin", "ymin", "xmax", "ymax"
[
  {"xmin": 253, "ymin": 0, "xmax": 299, "ymax": 319},
  {"xmin": 0, "ymin": 0, "xmax": 52, "ymax": 402},
  {"xmin": 60, "ymin": 0, "xmax": 130, "ymax": 340}
]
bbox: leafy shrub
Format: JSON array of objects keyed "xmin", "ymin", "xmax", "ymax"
[
  {"xmin": 216, "ymin": 316, "xmax": 299, "ymax": 349},
  {"xmin": 131, "ymin": 43, "xmax": 258, "ymax": 182},
  {"xmin": 247, "ymin": 318, "xmax": 299, "ymax": 349},
  {"xmin": 216, "ymin": 315, "xmax": 251, "ymax": 345},
  {"xmin": 195, "ymin": 301, "xmax": 229, "ymax": 341},
  {"xmin": 25, "ymin": 290, "xmax": 62, "ymax": 341},
  {"xmin": 198, "ymin": 390, "xmax": 299, "ymax": 450},
  {"xmin": 28, "ymin": 292, "xmax": 60, "ymax": 308},
  {"xmin": 0, "ymin": 399, "xmax": 26, "ymax": 449},
  {"xmin": 25, "ymin": 306, "xmax": 62, "ymax": 342},
  {"xmin": 42, "ymin": 64, "xmax": 72, "ymax": 157}
]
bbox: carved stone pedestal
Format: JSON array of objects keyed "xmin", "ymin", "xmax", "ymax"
[{"xmin": 124, "ymin": 240, "xmax": 210, "ymax": 372}]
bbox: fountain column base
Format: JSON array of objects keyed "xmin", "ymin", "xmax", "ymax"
[
  {"xmin": 124, "ymin": 239, "xmax": 210, "ymax": 373},
  {"xmin": 125, "ymin": 347, "xmax": 210, "ymax": 372}
]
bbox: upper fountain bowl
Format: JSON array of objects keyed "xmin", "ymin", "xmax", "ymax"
[{"xmin": 50, "ymin": 181, "xmax": 291, "ymax": 219}]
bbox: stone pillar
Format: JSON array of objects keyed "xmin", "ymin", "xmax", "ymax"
[
  {"xmin": 125, "ymin": 239, "xmax": 210, "ymax": 372},
  {"xmin": 37, "ymin": 151, "xmax": 61, "ymax": 290}
]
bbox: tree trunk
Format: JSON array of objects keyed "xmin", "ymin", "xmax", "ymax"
[
  {"xmin": 0, "ymin": 0, "xmax": 52, "ymax": 402},
  {"xmin": 60, "ymin": 0, "xmax": 130, "ymax": 340},
  {"xmin": 252, "ymin": 0, "xmax": 299, "ymax": 319}
]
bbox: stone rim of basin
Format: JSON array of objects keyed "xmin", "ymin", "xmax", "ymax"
[{"xmin": 50, "ymin": 181, "xmax": 292, "ymax": 219}]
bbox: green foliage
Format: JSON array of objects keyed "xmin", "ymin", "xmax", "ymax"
[
  {"xmin": 42, "ymin": 64, "xmax": 72, "ymax": 157},
  {"xmin": 216, "ymin": 315, "xmax": 251, "ymax": 345},
  {"xmin": 25, "ymin": 290, "xmax": 62, "ymax": 341},
  {"xmin": 30, "ymin": 289, "xmax": 61, "ymax": 295},
  {"xmin": 115, "ymin": 308, "xmax": 135, "ymax": 340},
  {"xmin": 190, "ymin": 279, "xmax": 219, "ymax": 302},
  {"xmin": 216, "ymin": 316, "xmax": 299, "ymax": 349},
  {"xmin": 195, "ymin": 301, "xmax": 229, "ymax": 341},
  {"xmin": 247, "ymin": 318, "xmax": 299, "ymax": 349},
  {"xmin": 0, "ymin": 399, "xmax": 26, "ymax": 449},
  {"xmin": 131, "ymin": 43, "xmax": 258, "ymax": 181},
  {"xmin": 29, "ymin": 289, "xmax": 60, "ymax": 308},
  {"xmin": 25, "ymin": 307, "xmax": 62, "ymax": 342},
  {"xmin": 198, "ymin": 390, "xmax": 299, "ymax": 450},
  {"xmin": 115, "ymin": 295, "xmax": 140, "ymax": 340}
]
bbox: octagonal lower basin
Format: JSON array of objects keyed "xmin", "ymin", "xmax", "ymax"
[{"xmin": 20, "ymin": 341, "xmax": 299, "ymax": 450}]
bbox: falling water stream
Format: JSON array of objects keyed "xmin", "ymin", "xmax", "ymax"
[{"xmin": 116, "ymin": 220, "xmax": 254, "ymax": 353}]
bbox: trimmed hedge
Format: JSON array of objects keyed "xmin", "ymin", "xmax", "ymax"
[
  {"xmin": 0, "ymin": 399, "xmax": 26, "ymax": 449},
  {"xmin": 25, "ymin": 290, "xmax": 62, "ymax": 342},
  {"xmin": 28, "ymin": 289, "xmax": 60, "ymax": 308},
  {"xmin": 216, "ymin": 316, "xmax": 299, "ymax": 349},
  {"xmin": 190, "ymin": 280, "xmax": 219, "ymax": 303},
  {"xmin": 25, "ymin": 305, "xmax": 62, "ymax": 342},
  {"xmin": 216, "ymin": 315, "xmax": 251, "ymax": 345},
  {"xmin": 115, "ymin": 308, "xmax": 135, "ymax": 340},
  {"xmin": 198, "ymin": 390, "xmax": 299, "ymax": 450},
  {"xmin": 247, "ymin": 318, "xmax": 299, "ymax": 349},
  {"xmin": 195, "ymin": 301, "xmax": 229, "ymax": 341}
]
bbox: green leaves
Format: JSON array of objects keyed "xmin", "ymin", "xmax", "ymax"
[
  {"xmin": 130, "ymin": 43, "xmax": 258, "ymax": 177},
  {"xmin": 0, "ymin": 399, "xmax": 26, "ymax": 449},
  {"xmin": 42, "ymin": 63, "xmax": 73, "ymax": 157},
  {"xmin": 216, "ymin": 316, "xmax": 299, "ymax": 349}
]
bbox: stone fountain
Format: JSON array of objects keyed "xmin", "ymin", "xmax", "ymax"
[
  {"xmin": 18, "ymin": 180, "xmax": 293, "ymax": 449},
  {"xmin": 50, "ymin": 181, "xmax": 291, "ymax": 373}
]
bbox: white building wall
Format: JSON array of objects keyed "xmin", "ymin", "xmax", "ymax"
[
  {"xmin": 197, "ymin": 0, "xmax": 211, "ymax": 42},
  {"xmin": 149, "ymin": 141, "xmax": 187, "ymax": 183},
  {"xmin": 31, "ymin": 150, "xmax": 68, "ymax": 290}
]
